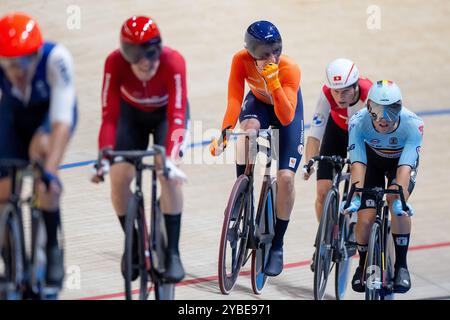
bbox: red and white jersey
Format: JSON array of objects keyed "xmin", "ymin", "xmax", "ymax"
[
  {"xmin": 309, "ymin": 77, "xmax": 372, "ymax": 141},
  {"xmin": 98, "ymin": 46, "xmax": 188, "ymax": 157}
]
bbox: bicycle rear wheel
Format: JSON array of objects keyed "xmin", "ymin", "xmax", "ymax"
[
  {"xmin": 0, "ymin": 204, "xmax": 24, "ymax": 300},
  {"xmin": 334, "ymin": 213, "xmax": 352, "ymax": 300},
  {"xmin": 218, "ymin": 175, "xmax": 250, "ymax": 294},
  {"xmin": 251, "ymin": 177, "xmax": 276, "ymax": 294},
  {"xmin": 365, "ymin": 222, "xmax": 383, "ymax": 300},
  {"xmin": 124, "ymin": 196, "xmax": 149, "ymax": 300},
  {"xmin": 313, "ymin": 189, "xmax": 337, "ymax": 300}
]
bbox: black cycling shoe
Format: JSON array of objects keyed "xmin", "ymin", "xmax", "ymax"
[
  {"xmin": 46, "ymin": 245, "xmax": 65, "ymax": 288},
  {"xmin": 393, "ymin": 267, "xmax": 411, "ymax": 293},
  {"xmin": 351, "ymin": 266, "xmax": 365, "ymax": 293},
  {"xmin": 264, "ymin": 247, "xmax": 283, "ymax": 277},
  {"xmin": 121, "ymin": 242, "xmax": 139, "ymax": 281},
  {"xmin": 162, "ymin": 252, "xmax": 185, "ymax": 283},
  {"xmin": 310, "ymin": 252, "xmax": 315, "ymax": 273}
]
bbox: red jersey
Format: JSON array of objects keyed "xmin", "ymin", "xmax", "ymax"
[{"xmin": 99, "ymin": 46, "xmax": 188, "ymax": 157}]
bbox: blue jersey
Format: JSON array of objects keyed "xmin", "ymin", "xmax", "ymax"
[
  {"xmin": 0, "ymin": 41, "xmax": 77, "ymax": 131},
  {"xmin": 348, "ymin": 108, "xmax": 424, "ymax": 168},
  {"xmin": 0, "ymin": 41, "xmax": 77, "ymax": 161}
]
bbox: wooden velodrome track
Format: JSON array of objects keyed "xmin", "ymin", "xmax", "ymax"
[{"xmin": 1, "ymin": 0, "xmax": 449, "ymax": 300}]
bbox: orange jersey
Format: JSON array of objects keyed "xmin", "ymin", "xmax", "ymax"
[{"xmin": 221, "ymin": 49, "xmax": 301, "ymax": 130}]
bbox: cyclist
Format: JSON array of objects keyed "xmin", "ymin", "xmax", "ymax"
[
  {"xmin": 345, "ymin": 80, "xmax": 423, "ymax": 293},
  {"xmin": 0, "ymin": 12, "xmax": 78, "ymax": 288},
  {"xmin": 210, "ymin": 20, "xmax": 304, "ymax": 277},
  {"xmin": 91, "ymin": 16, "xmax": 190, "ymax": 283},
  {"xmin": 303, "ymin": 58, "xmax": 372, "ymax": 271}
]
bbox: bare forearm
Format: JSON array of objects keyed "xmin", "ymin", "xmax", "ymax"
[
  {"xmin": 395, "ymin": 165, "xmax": 412, "ymax": 201},
  {"xmin": 304, "ymin": 136, "xmax": 320, "ymax": 163},
  {"xmin": 46, "ymin": 122, "xmax": 71, "ymax": 174},
  {"xmin": 350, "ymin": 162, "xmax": 366, "ymax": 196}
]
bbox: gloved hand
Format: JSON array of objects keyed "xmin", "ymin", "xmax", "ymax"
[
  {"xmin": 90, "ymin": 159, "xmax": 110, "ymax": 183},
  {"xmin": 165, "ymin": 159, "xmax": 187, "ymax": 184},
  {"xmin": 341, "ymin": 195, "xmax": 361, "ymax": 214},
  {"xmin": 209, "ymin": 137, "xmax": 227, "ymax": 157},
  {"xmin": 261, "ymin": 63, "xmax": 281, "ymax": 93},
  {"xmin": 392, "ymin": 199, "xmax": 414, "ymax": 217},
  {"xmin": 302, "ymin": 164, "xmax": 315, "ymax": 181}
]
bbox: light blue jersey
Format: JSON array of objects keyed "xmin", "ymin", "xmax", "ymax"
[{"xmin": 348, "ymin": 108, "xmax": 424, "ymax": 168}]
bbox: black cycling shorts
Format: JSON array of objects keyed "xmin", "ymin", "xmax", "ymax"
[
  {"xmin": 115, "ymin": 100, "xmax": 190, "ymax": 154},
  {"xmin": 317, "ymin": 116, "xmax": 348, "ymax": 180},
  {"xmin": 359, "ymin": 144, "xmax": 418, "ymax": 210}
]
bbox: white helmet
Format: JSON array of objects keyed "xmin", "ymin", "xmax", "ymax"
[
  {"xmin": 367, "ymin": 80, "xmax": 403, "ymax": 122},
  {"xmin": 325, "ymin": 58, "xmax": 360, "ymax": 89}
]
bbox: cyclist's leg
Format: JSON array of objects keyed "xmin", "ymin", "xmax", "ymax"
[
  {"xmin": 352, "ymin": 148, "xmax": 383, "ymax": 292},
  {"xmin": 153, "ymin": 104, "xmax": 190, "ymax": 282},
  {"xmin": 236, "ymin": 92, "xmax": 269, "ymax": 177},
  {"xmin": 315, "ymin": 117, "xmax": 348, "ymax": 222},
  {"xmin": 28, "ymin": 106, "xmax": 77, "ymax": 287},
  {"xmin": 265, "ymin": 89, "xmax": 304, "ymax": 276},
  {"xmin": 386, "ymin": 162, "xmax": 417, "ymax": 292}
]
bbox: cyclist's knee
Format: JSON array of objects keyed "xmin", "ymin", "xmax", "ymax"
[
  {"xmin": 277, "ymin": 170, "xmax": 295, "ymax": 192},
  {"xmin": 356, "ymin": 209, "xmax": 376, "ymax": 227},
  {"xmin": 386, "ymin": 184, "xmax": 399, "ymax": 204},
  {"xmin": 316, "ymin": 180, "xmax": 332, "ymax": 203},
  {"xmin": 110, "ymin": 163, "xmax": 134, "ymax": 212}
]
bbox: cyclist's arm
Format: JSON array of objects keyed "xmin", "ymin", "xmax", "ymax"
[
  {"xmin": 348, "ymin": 112, "xmax": 367, "ymax": 195},
  {"xmin": 271, "ymin": 64, "xmax": 300, "ymax": 126},
  {"xmin": 165, "ymin": 52, "xmax": 188, "ymax": 160},
  {"xmin": 304, "ymin": 90, "xmax": 332, "ymax": 163},
  {"xmin": 304, "ymin": 136, "xmax": 320, "ymax": 165},
  {"xmin": 395, "ymin": 118, "xmax": 424, "ymax": 201},
  {"xmin": 45, "ymin": 45, "xmax": 76, "ymax": 173},
  {"xmin": 221, "ymin": 53, "xmax": 245, "ymax": 130},
  {"xmin": 98, "ymin": 53, "xmax": 121, "ymax": 151},
  {"xmin": 308, "ymin": 90, "xmax": 331, "ymax": 143}
]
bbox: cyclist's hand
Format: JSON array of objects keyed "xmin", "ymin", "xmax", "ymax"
[
  {"xmin": 261, "ymin": 63, "xmax": 281, "ymax": 93},
  {"xmin": 37, "ymin": 171, "xmax": 62, "ymax": 209},
  {"xmin": 341, "ymin": 195, "xmax": 361, "ymax": 214},
  {"xmin": 302, "ymin": 164, "xmax": 315, "ymax": 180},
  {"xmin": 90, "ymin": 159, "xmax": 110, "ymax": 184},
  {"xmin": 392, "ymin": 199, "xmax": 414, "ymax": 217},
  {"xmin": 209, "ymin": 138, "xmax": 226, "ymax": 157},
  {"xmin": 165, "ymin": 159, "xmax": 187, "ymax": 184}
]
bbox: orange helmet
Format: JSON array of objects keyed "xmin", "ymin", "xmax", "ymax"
[{"xmin": 0, "ymin": 12, "xmax": 43, "ymax": 58}]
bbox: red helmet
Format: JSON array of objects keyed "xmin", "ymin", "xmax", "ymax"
[
  {"xmin": 120, "ymin": 16, "xmax": 162, "ymax": 64},
  {"xmin": 0, "ymin": 12, "xmax": 43, "ymax": 58}
]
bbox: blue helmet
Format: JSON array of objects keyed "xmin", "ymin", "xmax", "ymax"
[{"xmin": 244, "ymin": 20, "xmax": 282, "ymax": 60}]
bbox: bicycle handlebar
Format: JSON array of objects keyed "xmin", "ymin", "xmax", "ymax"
[
  {"xmin": 344, "ymin": 182, "xmax": 409, "ymax": 213},
  {"xmin": 0, "ymin": 159, "xmax": 50, "ymax": 189},
  {"xmin": 98, "ymin": 146, "xmax": 169, "ymax": 177},
  {"xmin": 303, "ymin": 155, "xmax": 351, "ymax": 174}
]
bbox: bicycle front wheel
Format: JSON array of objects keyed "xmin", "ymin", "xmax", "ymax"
[
  {"xmin": 124, "ymin": 196, "xmax": 149, "ymax": 300},
  {"xmin": 313, "ymin": 189, "xmax": 337, "ymax": 300},
  {"xmin": 334, "ymin": 213, "xmax": 352, "ymax": 300},
  {"xmin": 251, "ymin": 177, "xmax": 276, "ymax": 294},
  {"xmin": 0, "ymin": 204, "xmax": 24, "ymax": 300},
  {"xmin": 365, "ymin": 222, "xmax": 383, "ymax": 300},
  {"xmin": 218, "ymin": 175, "xmax": 250, "ymax": 295}
]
